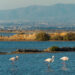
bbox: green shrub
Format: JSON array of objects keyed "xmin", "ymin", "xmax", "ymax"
[
  {"xmin": 51, "ymin": 35, "xmax": 63, "ymax": 40},
  {"xmin": 44, "ymin": 46, "xmax": 59, "ymax": 52},
  {"xmin": 36, "ymin": 32, "xmax": 50, "ymax": 41},
  {"xmin": 63, "ymin": 32, "xmax": 75, "ymax": 40},
  {"xmin": 50, "ymin": 46, "xmax": 59, "ymax": 51}
]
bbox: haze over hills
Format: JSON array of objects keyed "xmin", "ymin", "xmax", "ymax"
[
  {"xmin": 0, "ymin": 4, "xmax": 75, "ymax": 23},
  {"xmin": 0, "ymin": 4, "xmax": 75, "ymax": 30}
]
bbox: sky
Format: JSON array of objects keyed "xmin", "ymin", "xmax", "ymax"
[{"xmin": 0, "ymin": 0, "xmax": 75, "ymax": 10}]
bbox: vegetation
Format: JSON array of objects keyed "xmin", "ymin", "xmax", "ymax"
[
  {"xmin": 36, "ymin": 32, "xmax": 50, "ymax": 41},
  {"xmin": 1, "ymin": 46, "xmax": 75, "ymax": 54},
  {"xmin": 0, "ymin": 32, "xmax": 75, "ymax": 41},
  {"xmin": 50, "ymin": 32, "xmax": 75, "ymax": 41},
  {"xmin": 44, "ymin": 46, "xmax": 75, "ymax": 52},
  {"xmin": 51, "ymin": 35, "xmax": 63, "ymax": 40},
  {"xmin": 50, "ymin": 46, "xmax": 59, "ymax": 51},
  {"xmin": 44, "ymin": 46, "xmax": 59, "ymax": 52},
  {"xmin": 36, "ymin": 32, "xmax": 75, "ymax": 41},
  {"xmin": 63, "ymin": 32, "xmax": 75, "ymax": 40}
]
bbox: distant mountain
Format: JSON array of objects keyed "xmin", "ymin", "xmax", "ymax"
[{"xmin": 0, "ymin": 4, "xmax": 75, "ymax": 23}]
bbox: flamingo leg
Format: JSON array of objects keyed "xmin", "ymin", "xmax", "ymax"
[
  {"xmin": 63, "ymin": 61, "xmax": 66, "ymax": 67},
  {"xmin": 48, "ymin": 64, "xmax": 50, "ymax": 69},
  {"xmin": 62, "ymin": 61, "xmax": 68, "ymax": 71},
  {"xmin": 12, "ymin": 62, "xmax": 14, "ymax": 65}
]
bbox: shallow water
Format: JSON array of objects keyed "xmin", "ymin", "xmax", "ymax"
[
  {"xmin": 0, "ymin": 33, "xmax": 15, "ymax": 36},
  {"xmin": 0, "ymin": 41, "xmax": 75, "ymax": 52},
  {"xmin": 0, "ymin": 40, "xmax": 75, "ymax": 75},
  {"xmin": 0, "ymin": 52, "xmax": 75, "ymax": 75}
]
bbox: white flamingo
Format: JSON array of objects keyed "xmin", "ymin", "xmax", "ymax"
[
  {"xmin": 60, "ymin": 56, "xmax": 69, "ymax": 71},
  {"xmin": 60, "ymin": 56, "xmax": 69, "ymax": 61},
  {"xmin": 44, "ymin": 56, "xmax": 54, "ymax": 70},
  {"xmin": 9, "ymin": 56, "xmax": 19, "ymax": 64},
  {"xmin": 45, "ymin": 56, "xmax": 54, "ymax": 63}
]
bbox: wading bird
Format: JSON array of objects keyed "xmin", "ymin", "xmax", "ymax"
[
  {"xmin": 60, "ymin": 56, "xmax": 69, "ymax": 61},
  {"xmin": 60, "ymin": 56, "xmax": 69, "ymax": 71},
  {"xmin": 9, "ymin": 56, "xmax": 19, "ymax": 64},
  {"xmin": 45, "ymin": 56, "xmax": 54, "ymax": 63},
  {"xmin": 44, "ymin": 56, "xmax": 54, "ymax": 70}
]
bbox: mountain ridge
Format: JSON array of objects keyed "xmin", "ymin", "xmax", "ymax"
[{"xmin": 0, "ymin": 4, "xmax": 75, "ymax": 23}]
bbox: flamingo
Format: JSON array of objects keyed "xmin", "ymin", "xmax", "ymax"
[
  {"xmin": 9, "ymin": 56, "xmax": 19, "ymax": 72},
  {"xmin": 9, "ymin": 56, "xmax": 19, "ymax": 64},
  {"xmin": 60, "ymin": 56, "xmax": 69, "ymax": 61},
  {"xmin": 60, "ymin": 56, "xmax": 69, "ymax": 71},
  {"xmin": 45, "ymin": 56, "xmax": 54, "ymax": 63},
  {"xmin": 44, "ymin": 56, "xmax": 54, "ymax": 70}
]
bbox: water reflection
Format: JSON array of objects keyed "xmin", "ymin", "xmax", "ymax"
[
  {"xmin": 9, "ymin": 63, "xmax": 18, "ymax": 75},
  {"xmin": 45, "ymin": 63, "xmax": 54, "ymax": 72},
  {"xmin": 61, "ymin": 62, "xmax": 69, "ymax": 71}
]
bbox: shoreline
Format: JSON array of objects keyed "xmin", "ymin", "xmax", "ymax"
[
  {"xmin": 0, "ymin": 40, "xmax": 75, "ymax": 41},
  {"xmin": 0, "ymin": 30, "xmax": 75, "ymax": 41},
  {"xmin": 0, "ymin": 51, "xmax": 75, "ymax": 55}
]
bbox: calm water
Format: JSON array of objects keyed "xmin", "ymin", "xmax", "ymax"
[
  {"xmin": 0, "ymin": 41, "xmax": 75, "ymax": 52},
  {"xmin": 0, "ymin": 32, "xmax": 75, "ymax": 75},
  {"xmin": 0, "ymin": 33, "xmax": 15, "ymax": 36},
  {"xmin": 0, "ymin": 52, "xmax": 75, "ymax": 75}
]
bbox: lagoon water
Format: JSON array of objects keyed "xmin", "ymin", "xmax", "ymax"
[
  {"xmin": 0, "ymin": 41, "xmax": 75, "ymax": 75},
  {"xmin": 0, "ymin": 52, "xmax": 75, "ymax": 75},
  {"xmin": 0, "ymin": 33, "xmax": 15, "ymax": 36},
  {"xmin": 0, "ymin": 41, "xmax": 75, "ymax": 52},
  {"xmin": 0, "ymin": 32, "xmax": 75, "ymax": 52},
  {"xmin": 0, "ymin": 32, "xmax": 75, "ymax": 75}
]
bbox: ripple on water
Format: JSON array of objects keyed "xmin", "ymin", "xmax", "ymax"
[{"xmin": 0, "ymin": 52, "xmax": 75, "ymax": 75}]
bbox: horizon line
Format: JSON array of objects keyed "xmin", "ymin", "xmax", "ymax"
[{"xmin": 0, "ymin": 3, "xmax": 75, "ymax": 11}]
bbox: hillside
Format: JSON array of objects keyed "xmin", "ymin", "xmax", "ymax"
[{"xmin": 0, "ymin": 4, "xmax": 75, "ymax": 24}]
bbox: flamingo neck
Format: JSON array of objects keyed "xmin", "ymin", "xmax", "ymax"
[
  {"xmin": 52, "ymin": 57, "xmax": 54, "ymax": 62},
  {"xmin": 52, "ymin": 57, "xmax": 54, "ymax": 60}
]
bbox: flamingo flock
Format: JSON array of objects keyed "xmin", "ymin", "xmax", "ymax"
[
  {"xmin": 44, "ymin": 56, "xmax": 69, "ymax": 70},
  {"xmin": 9, "ymin": 55, "xmax": 69, "ymax": 64},
  {"xmin": 9, "ymin": 55, "xmax": 69, "ymax": 71},
  {"xmin": 45, "ymin": 56, "xmax": 69, "ymax": 63}
]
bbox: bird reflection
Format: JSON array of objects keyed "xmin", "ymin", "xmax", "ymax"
[
  {"xmin": 44, "ymin": 55, "xmax": 54, "ymax": 72},
  {"xmin": 9, "ymin": 56, "xmax": 19, "ymax": 75},
  {"xmin": 61, "ymin": 62, "xmax": 68, "ymax": 71},
  {"xmin": 60, "ymin": 56, "xmax": 69, "ymax": 71}
]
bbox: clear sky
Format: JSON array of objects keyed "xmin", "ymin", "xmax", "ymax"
[{"xmin": 0, "ymin": 0, "xmax": 75, "ymax": 10}]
